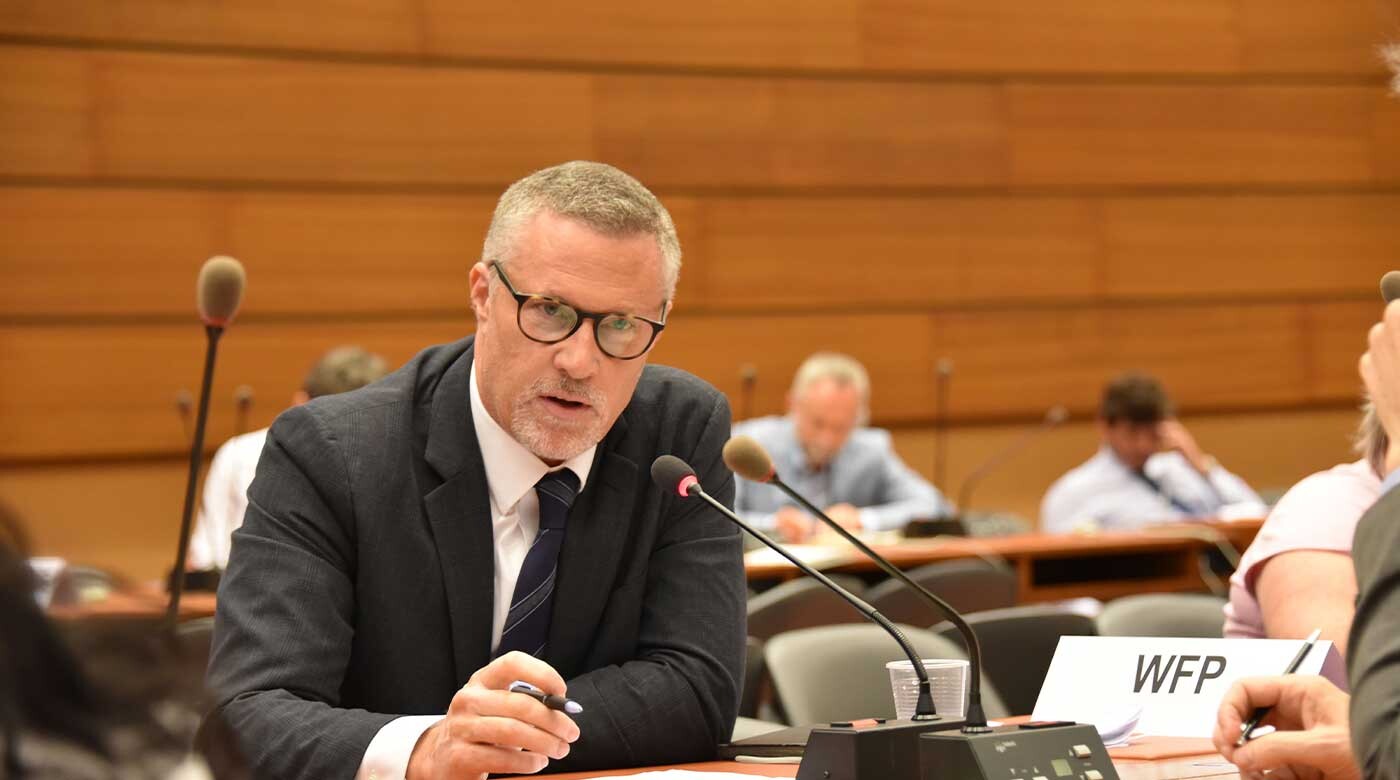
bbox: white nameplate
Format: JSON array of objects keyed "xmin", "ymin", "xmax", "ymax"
[{"xmin": 1031, "ymin": 636, "xmax": 1338, "ymax": 738}]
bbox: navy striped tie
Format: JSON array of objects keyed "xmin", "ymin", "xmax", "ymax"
[{"xmin": 496, "ymin": 469, "xmax": 580, "ymax": 658}]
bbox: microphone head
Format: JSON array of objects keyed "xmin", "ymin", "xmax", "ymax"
[
  {"xmin": 650, "ymin": 455, "xmax": 698, "ymax": 497},
  {"xmin": 197, "ymin": 255, "xmax": 246, "ymax": 327},
  {"xmin": 936, "ymin": 358, "xmax": 954, "ymax": 377},
  {"xmin": 1382, "ymin": 271, "xmax": 1400, "ymax": 304},
  {"xmin": 739, "ymin": 363, "xmax": 758, "ymax": 383},
  {"xmin": 1046, "ymin": 405, "xmax": 1070, "ymax": 425},
  {"xmin": 722, "ymin": 436, "xmax": 776, "ymax": 483}
]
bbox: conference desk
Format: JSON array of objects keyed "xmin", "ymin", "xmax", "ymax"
[
  {"xmin": 545, "ymin": 752, "xmax": 1238, "ymax": 780},
  {"xmin": 745, "ymin": 519, "xmax": 1264, "ymax": 604},
  {"xmin": 47, "ymin": 587, "xmax": 217, "ymax": 622}
]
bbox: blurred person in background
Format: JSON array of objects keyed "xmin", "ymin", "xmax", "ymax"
[
  {"xmin": 1215, "ymin": 289, "xmax": 1400, "ymax": 780},
  {"xmin": 1222, "ymin": 403, "xmax": 1385, "ymax": 685},
  {"xmin": 732, "ymin": 352, "xmax": 950, "ymax": 542},
  {"xmin": 1041, "ymin": 371, "xmax": 1262, "ymax": 534},
  {"xmin": 0, "ymin": 500, "xmax": 244, "ymax": 778},
  {"xmin": 187, "ymin": 346, "xmax": 387, "ymax": 570}
]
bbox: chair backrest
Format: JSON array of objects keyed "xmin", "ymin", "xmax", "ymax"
[
  {"xmin": 746, "ymin": 576, "xmax": 867, "ymax": 640},
  {"xmin": 740, "ymin": 635, "xmax": 766, "ymax": 718},
  {"xmin": 1096, "ymin": 593, "xmax": 1227, "ymax": 639},
  {"xmin": 764, "ymin": 623, "xmax": 1009, "ymax": 725},
  {"xmin": 933, "ymin": 604, "xmax": 1098, "ymax": 715},
  {"xmin": 864, "ymin": 559, "xmax": 1018, "ymax": 625}
]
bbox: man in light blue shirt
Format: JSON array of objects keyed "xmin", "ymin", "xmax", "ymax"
[
  {"xmin": 733, "ymin": 352, "xmax": 951, "ymax": 542},
  {"xmin": 1041, "ymin": 372, "xmax": 1263, "ymax": 534}
]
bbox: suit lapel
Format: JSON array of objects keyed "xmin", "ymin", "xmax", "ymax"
[
  {"xmin": 422, "ymin": 342, "xmax": 495, "ymax": 683},
  {"xmin": 548, "ymin": 419, "xmax": 638, "ymax": 679}
]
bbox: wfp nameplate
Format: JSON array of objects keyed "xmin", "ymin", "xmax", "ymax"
[{"xmin": 1031, "ymin": 636, "xmax": 1337, "ymax": 738}]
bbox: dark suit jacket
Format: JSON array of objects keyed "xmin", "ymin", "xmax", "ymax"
[
  {"xmin": 1348, "ymin": 481, "xmax": 1400, "ymax": 779},
  {"xmin": 206, "ymin": 337, "xmax": 746, "ymax": 779}
]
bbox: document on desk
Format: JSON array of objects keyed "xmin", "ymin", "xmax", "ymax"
[{"xmin": 744, "ymin": 544, "xmax": 855, "ymax": 570}]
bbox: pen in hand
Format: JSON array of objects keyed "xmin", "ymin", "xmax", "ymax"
[
  {"xmin": 510, "ymin": 680, "xmax": 584, "ymax": 716},
  {"xmin": 1236, "ymin": 628, "xmax": 1322, "ymax": 747}
]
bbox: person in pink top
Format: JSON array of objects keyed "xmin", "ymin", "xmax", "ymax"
[{"xmin": 1223, "ymin": 405, "xmax": 1386, "ymax": 686}]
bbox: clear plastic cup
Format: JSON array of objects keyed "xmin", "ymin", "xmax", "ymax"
[{"xmin": 886, "ymin": 658, "xmax": 969, "ymax": 720}]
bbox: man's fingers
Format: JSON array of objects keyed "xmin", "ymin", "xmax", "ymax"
[
  {"xmin": 449, "ymin": 714, "xmax": 571, "ymax": 760},
  {"xmin": 448, "ymin": 686, "xmax": 581, "ymax": 743},
  {"xmin": 1231, "ymin": 729, "xmax": 1329, "ymax": 773},
  {"xmin": 470, "ymin": 651, "xmax": 569, "ymax": 696},
  {"xmin": 435, "ymin": 741, "xmax": 551, "ymax": 777}
]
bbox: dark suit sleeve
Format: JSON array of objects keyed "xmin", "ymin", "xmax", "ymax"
[
  {"xmin": 1348, "ymin": 484, "xmax": 1400, "ymax": 780},
  {"xmin": 554, "ymin": 391, "xmax": 746, "ymax": 770},
  {"xmin": 205, "ymin": 405, "xmax": 394, "ymax": 779}
]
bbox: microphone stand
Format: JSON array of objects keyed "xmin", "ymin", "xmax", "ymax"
[{"xmin": 166, "ymin": 325, "xmax": 222, "ymax": 630}]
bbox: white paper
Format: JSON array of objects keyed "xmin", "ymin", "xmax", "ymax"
[
  {"xmin": 1032, "ymin": 636, "xmax": 1337, "ymax": 738},
  {"xmin": 744, "ymin": 544, "xmax": 853, "ymax": 571}
]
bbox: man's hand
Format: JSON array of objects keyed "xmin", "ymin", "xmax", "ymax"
[
  {"xmin": 824, "ymin": 503, "xmax": 863, "ymax": 532},
  {"xmin": 406, "ymin": 652, "xmax": 580, "ymax": 780},
  {"xmin": 775, "ymin": 506, "xmax": 813, "ymax": 543},
  {"xmin": 1361, "ymin": 300, "xmax": 1400, "ymax": 474},
  {"xmin": 1158, "ymin": 419, "xmax": 1213, "ymax": 475},
  {"xmin": 1212, "ymin": 675, "xmax": 1359, "ymax": 780}
]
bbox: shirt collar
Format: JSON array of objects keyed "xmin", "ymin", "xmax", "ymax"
[{"xmin": 469, "ymin": 362, "xmax": 595, "ymax": 515}]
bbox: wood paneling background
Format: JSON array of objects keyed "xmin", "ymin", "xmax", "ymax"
[{"xmin": 1, "ymin": 1, "xmax": 1397, "ymax": 577}]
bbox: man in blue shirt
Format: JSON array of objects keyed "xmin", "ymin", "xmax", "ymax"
[
  {"xmin": 1041, "ymin": 372, "xmax": 1262, "ymax": 534},
  {"xmin": 732, "ymin": 352, "xmax": 951, "ymax": 542}
]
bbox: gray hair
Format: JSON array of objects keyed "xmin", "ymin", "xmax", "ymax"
[
  {"xmin": 1356, "ymin": 400, "xmax": 1390, "ymax": 478},
  {"xmin": 302, "ymin": 346, "xmax": 388, "ymax": 399},
  {"xmin": 482, "ymin": 160, "xmax": 681, "ymax": 300},
  {"xmin": 790, "ymin": 352, "xmax": 871, "ymax": 423}
]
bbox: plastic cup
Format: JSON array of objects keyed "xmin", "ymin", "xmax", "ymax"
[{"xmin": 886, "ymin": 658, "xmax": 969, "ymax": 720}]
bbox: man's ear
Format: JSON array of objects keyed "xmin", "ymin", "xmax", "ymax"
[{"xmin": 468, "ymin": 262, "xmax": 492, "ymax": 321}]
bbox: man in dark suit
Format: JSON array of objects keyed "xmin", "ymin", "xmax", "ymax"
[
  {"xmin": 206, "ymin": 161, "xmax": 746, "ymax": 780},
  {"xmin": 1211, "ymin": 293, "xmax": 1400, "ymax": 780}
]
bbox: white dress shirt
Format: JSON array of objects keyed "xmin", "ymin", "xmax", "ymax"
[
  {"xmin": 357, "ymin": 363, "xmax": 594, "ymax": 779},
  {"xmin": 1040, "ymin": 446, "xmax": 1263, "ymax": 535},
  {"xmin": 188, "ymin": 427, "xmax": 268, "ymax": 570}
]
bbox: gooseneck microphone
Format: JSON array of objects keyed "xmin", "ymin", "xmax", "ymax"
[
  {"xmin": 1381, "ymin": 270, "xmax": 1400, "ymax": 303},
  {"xmin": 167, "ymin": 256, "xmax": 246, "ymax": 629},
  {"xmin": 723, "ymin": 436, "xmax": 990, "ymax": 732},
  {"xmin": 933, "ymin": 358, "xmax": 954, "ymax": 493},
  {"xmin": 957, "ymin": 405, "xmax": 1069, "ymax": 515},
  {"xmin": 649, "ymin": 455, "xmax": 940, "ymax": 721},
  {"xmin": 737, "ymin": 363, "xmax": 758, "ymax": 422}
]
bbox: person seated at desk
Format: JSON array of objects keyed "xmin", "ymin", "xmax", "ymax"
[
  {"xmin": 732, "ymin": 352, "xmax": 950, "ymax": 542},
  {"xmin": 1213, "ymin": 294, "xmax": 1400, "ymax": 780},
  {"xmin": 1223, "ymin": 403, "xmax": 1385, "ymax": 681},
  {"xmin": 1040, "ymin": 371, "xmax": 1262, "ymax": 535},
  {"xmin": 206, "ymin": 161, "xmax": 746, "ymax": 780},
  {"xmin": 186, "ymin": 345, "xmax": 387, "ymax": 570}
]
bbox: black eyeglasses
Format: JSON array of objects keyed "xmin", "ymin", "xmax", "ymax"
[{"xmin": 491, "ymin": 262, "xmax": 667, "ymax": 360}]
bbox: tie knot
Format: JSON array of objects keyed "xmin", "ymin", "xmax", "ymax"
[{"xmin": 535, "ymin": 469, "xmax": 580, "ymax": 525}]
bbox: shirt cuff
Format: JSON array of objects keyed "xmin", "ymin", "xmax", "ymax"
[{"xmin": 356, "ymin": 715, "xmax": 442, "ymax": 780}]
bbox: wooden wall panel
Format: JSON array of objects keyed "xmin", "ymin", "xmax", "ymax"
[
  {"xmin": 1, "ymin": 2, "xmax": 1391, "ymax": 77},
  {"xmin": 0, "ymin": 47, "xmax": 92, "ymax": 177},
  {"xmin": 7, "ymin": 187, "xmax": 1398, "ymax": 319},
  {"xmin": 0, "ymin": 0, "xmax": 421, "ymax": 54},
  {"xmin": 6, "ymin": 46, "xmax": 1400, "ymax": 189},
  {"xmin": 0, "ymin": 320, "xmax": 471, "ymax": 461},
  {"xmin": 1007, "ymin": 84, "xmax": 1389, "ymax": 187}
]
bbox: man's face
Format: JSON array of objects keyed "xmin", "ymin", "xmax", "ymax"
[
  {"xmin": 1100, "ymin": 419, "xmax": 1162, "ymax": 472},
  {"xmin": 469, "ymin": 210, "xmax": 668, "ymax": 464},
  {"xmin": 790, "ymin": 379, "xmax": 862, "ymax": 469}
]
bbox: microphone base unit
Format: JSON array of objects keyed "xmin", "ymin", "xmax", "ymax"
[
  {"xmin": 902, "ymin": 514, "xmax": 967, "ymax": 538},
  {"xmin": 920, "ymin": 723, "xmax": 1119, "ymax": 780},
  {"xmin": 794, "ymin": 717, "xmax": 968, "ymax": 780}
]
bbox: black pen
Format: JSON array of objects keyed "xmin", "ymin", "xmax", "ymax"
[
  {"xmin": 1236, "ymin": 628, "xmax": 1321, "ymax": 746},
  {"xmin": 510, "ymin": 680, "xmax": 583, "ymax": 715}
]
